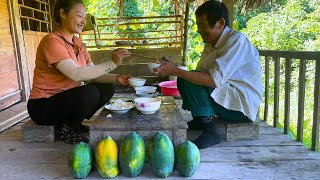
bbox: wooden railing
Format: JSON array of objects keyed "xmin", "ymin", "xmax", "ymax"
[
  {"xmin": 259, "ymin": 50, "xmax": 320, "ymax": 151},
  {"xmin": 81, "ymin": 15, "xmax": 184, "ymax": 49}
]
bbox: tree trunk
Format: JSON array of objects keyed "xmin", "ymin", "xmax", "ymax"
[{"xmin": 222, "ymin": 0, "xmax": 234, "ymax": 28}]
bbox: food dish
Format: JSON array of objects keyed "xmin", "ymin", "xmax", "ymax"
[
  {"xmin": 134, "ymin": 97, "xmax": 161, "ymax": 114},
  {"xmin": 104, "ymin": 99, "xmax": 134, "ymax": 114}
]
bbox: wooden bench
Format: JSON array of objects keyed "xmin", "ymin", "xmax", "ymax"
[
  {"xmin": 89, "ymin": 96, "xmax": 187, "ymax": 147},
  {"xmin": 175, "ymin": 99, "xmax": 259, "ymax": 141},
  {"xmin": 21, "ymin": 119, "xmax": 55, "ymax": 143},
  {"xmin": 215, "ymin": 118, "xmax": 259, "ymax": 141}
]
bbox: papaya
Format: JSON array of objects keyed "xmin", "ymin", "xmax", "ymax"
[
  {"xmin": 119, "ymin": 132, "xmax": 146, "ymax": 177},
  {"xmin": 175, "ymin": 140, "xmax": 200, "ymax": 177},
  {"xmin": 147, "ymin": 131, "xmax": 174, "ymax": 178},
  {"xmin": 68, "ymin": 142, "xmax": 92, "ymax": 179},
  {"xmin": 95, "ymin": 136, "xmax": 119, "ymax": 178}
]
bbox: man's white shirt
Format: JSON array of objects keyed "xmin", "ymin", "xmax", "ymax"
[{"xmin": 197, "ymin": 26, "xmax": 263, "ymax": 121}]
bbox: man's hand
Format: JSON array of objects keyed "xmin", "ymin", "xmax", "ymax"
[
  {"xmin": 157, "ymin": 56, "xmax": 171, "ymax": 63},
  {"xmin": 116, "ymin": 74, "xmax": 132, "ymax": 86},
  {"xmin": 154, "ymin": 60, "xmax": 180, "ymax": 76},
  {"xmin": 112, "ymin": 48, "xmax": 131, "ymax": 65}
]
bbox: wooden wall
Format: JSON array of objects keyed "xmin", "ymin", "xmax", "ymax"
[
  {"xmin": 23, "ymin": 31, "xmax": 47, "ymax": 84},
  {"xmin": 0, "ymin": 0, "xmax": 21, "ymax": 110}
]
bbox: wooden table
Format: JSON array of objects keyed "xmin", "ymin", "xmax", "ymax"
[{"xmin": 89, "ymin": 96, "xmax": 187, "ymax": 146}]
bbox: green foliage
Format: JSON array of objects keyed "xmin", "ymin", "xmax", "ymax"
[
  {"xmin": 242, "ymin": 0, "xmax": 320, "ymax": 51},
  {"xmin": 185, "ymin": 3, "xmax": 203, "ymax": 70},
  {"xmin": 251, "ymin": 0, "xmax": 319, "ymax": 150},
  {"xmin": 83, "ymin": 0, "xmax": 175, "ymax": 44},
  {"xmin": 123, "ymin": 0, "xmax": 142, "ymax": 17},
  {"xmin": 234, "ymin": 0, "xmax": 288, "ymax": 30},
  {"xmin": 84, "ymin": 0, "xmax": 118, "ymax": 17}
]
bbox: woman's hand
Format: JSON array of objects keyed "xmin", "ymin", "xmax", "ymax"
[
  {"xmin": 116, "ymin": 74, "xmax": 132, "ymax": 86},
  {"xmin": 112, "ymin": 48, "xmax": 131, "ymax": 65}
]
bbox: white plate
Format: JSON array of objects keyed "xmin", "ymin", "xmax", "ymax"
[
  {"xmin": 136, "ymin": 91, "xmax": 159, "ymax": 98},
  {"xmin": 104, "ymin": 104, "xmax": 134, "ymax": 114}
]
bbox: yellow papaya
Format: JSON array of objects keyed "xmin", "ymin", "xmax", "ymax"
[{"xmin": 95, "ymin": 136, "xmax": 119, "ymax": 178}]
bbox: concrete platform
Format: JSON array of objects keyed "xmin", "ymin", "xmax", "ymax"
[
  {"xmin": 21, "ymin": 119, "xmax": 55, "ymax": 143},
  {"xmin": 89, "ymin": 96, "xmax": 187, "ymax": 147}
]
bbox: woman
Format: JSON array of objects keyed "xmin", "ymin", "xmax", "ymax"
[{"xmin": 27, "ymin": 0, "xmax": 131, "ymax": 144}]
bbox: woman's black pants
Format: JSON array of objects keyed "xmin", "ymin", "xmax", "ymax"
[{"xmin": 27, "ymin": 83, "xmax": 115, "ymax": 129}]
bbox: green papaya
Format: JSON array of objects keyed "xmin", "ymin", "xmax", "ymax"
[
  {"xmin": 175, "ymin": 140, "xmax": 200, "ymax": 177},
  {"xmin": 119, "ymin": 132, "xmax": 146, "ymax": 177},
  {"xmin": 147, "ymin": 131, "xmax": 174, "ymax": 178},
  {"xmin": 68, "ymin": 142, "xmax": 92, "ymax": 179}
]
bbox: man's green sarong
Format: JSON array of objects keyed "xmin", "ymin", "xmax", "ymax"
[{"xmin": 177, "ymin": 77, "xmax": 250, "ymax": 122}]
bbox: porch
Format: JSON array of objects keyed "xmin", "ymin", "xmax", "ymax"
[
  {"xmin": 1, "ymin": 46, "xmax": 320, "ymax": 178},
  {"xmin": 1, "ymin": 98, "xmax": 320, "ymax": 179},
  {"xmin": 1, "ymin": 0, "xmax": 320, "ymax": 178}
]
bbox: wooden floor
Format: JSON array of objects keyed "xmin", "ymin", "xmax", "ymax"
[{"xmin": 1, "ymin": 100, "xmax": 320, "ymax": 179}]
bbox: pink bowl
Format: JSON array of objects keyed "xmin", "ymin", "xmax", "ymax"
[{"xmin": 159, "ymin": 80, "xmax": 180, "ymax": 97}]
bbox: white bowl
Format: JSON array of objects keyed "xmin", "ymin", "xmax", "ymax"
[
  {"xmin": 135, "ymin": 86, "xmax": 157, "ymax": 94},
  {"xmin": 178, "ymin": 66, "xmax": 188, "ymax": 71},
  {"xmin": 134, "ymin": 97, "xmax": 161, "ymax": 114},
  {"xmin": 129, "ymin": 77, "xmax": 146, "ymax": 87},
  {"xmin": 148, "ymin": 63, "xmax": 161, "ymax": 73},
  {"xmin": 104, "ymin": 104, "xmax": 134, "ymax": 114}
]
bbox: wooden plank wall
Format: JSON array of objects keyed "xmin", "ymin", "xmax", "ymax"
[
  {"xmin": 22, "ymin": 30, "xmax": 47, "ymax": 85},
  {"xmin": 0, "ymin": 0, "xmax": 20, "ymax": 98}
]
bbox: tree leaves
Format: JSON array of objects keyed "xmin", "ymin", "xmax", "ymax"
[{"xmin": 242, "ymin": 0, "xmax": 320, "ymax": 51}]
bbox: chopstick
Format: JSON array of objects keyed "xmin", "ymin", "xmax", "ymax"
[{"xmin": 130, "ymin": 52, "xmax": 158, "ymax": 61}]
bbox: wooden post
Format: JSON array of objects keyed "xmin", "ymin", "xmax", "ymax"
[
  {"xmin": 222, "ymin": 0, "xmax": 233, "ymax": 28},
  {"xmin": 48, "ymin": 0, "xmax": 53, "ymax": 31},
  {"xmin": 311, "ymin": 59, "xmax": 320, "ymax": 151},
  {"xmin": 273, "ymin": 56, "xmax": 280, "ymax": 128},
  {"xmin": 264, "ymin": 56, "xmax": 270, "ymax": 121},
  {"xmin": 182, "ymin": 0, "xmax": 190, "ymax": 66},
  {"xmin": 8, "ymin": 0, "xmax": 31, "ymax": 101},
  {"xmin": 284, "ymin": 58, "xmax": 291, "ymax": 134},
  {"xmin": 297, "ymin": 59, "xmax": 306, "ymax": 142},
  {"xmin": 50, "ymin": 0, "xmax": 57, "ymax": 30},
  {"xmin": 118, "ymin": 0, "xmax": 124, "ymax": 17}
]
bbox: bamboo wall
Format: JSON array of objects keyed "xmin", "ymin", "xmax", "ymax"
[{"xmin": 0, "ymin": 0, "xmax": 20, "ymax": 106}]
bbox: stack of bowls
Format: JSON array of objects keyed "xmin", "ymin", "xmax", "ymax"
[{"xmin": 134, "ymin": 86, "xmax": 158, "ymax": 97}]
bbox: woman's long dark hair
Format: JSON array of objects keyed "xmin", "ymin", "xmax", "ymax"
[{"xmin": 54, "ymin": 0, "xmax": 84, "ymax": 24}]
